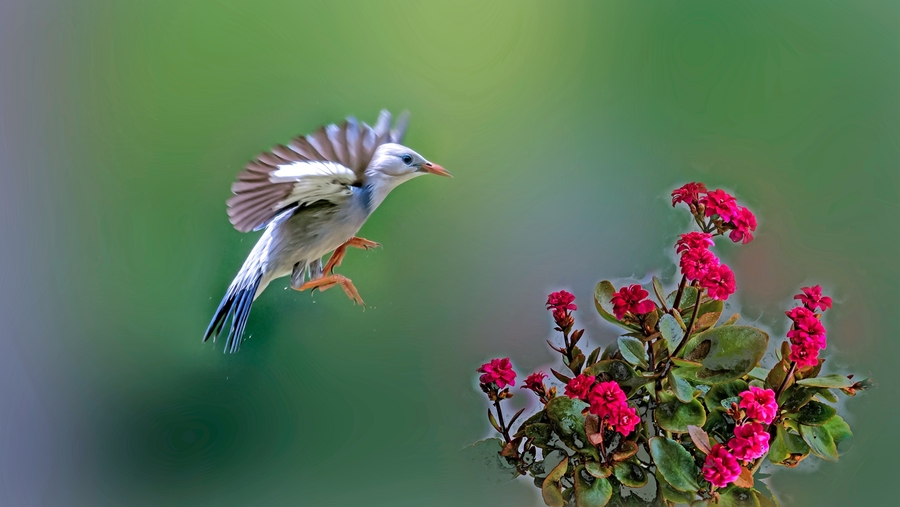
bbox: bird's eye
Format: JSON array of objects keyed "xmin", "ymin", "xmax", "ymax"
[{"xmin": 401, "ymin": 154, "xmax": 413, "ymax": 166}]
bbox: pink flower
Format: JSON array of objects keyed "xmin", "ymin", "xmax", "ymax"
[
  {"xmin": 794, "ymin": 285, "xmax": 832, "ymax": 312},
  {"xmin": 701, "ymin": 189, "xmax": 739, "ymax": 222},
  {"xmin": 738, "ymin": 386, "xmax": 777, "ymax": 424},
  {"xmin": 523, "ymin": 371, "xmax": 547, "ymax": 392},
  {"xmin": 610, "ymin": 284, "xmax": 657, "ymax": 320},
  {"xmin": 789, "ymin": 341, "xmax": 820, "ymax": 368},
  {"xmin": 547, "ymin": 291, "xmax": 577, "ymax": 312},
  {"xmin": 565, "ymin": 374, "xmax": 596, "ymax": 400},
  {"xmin": 728, "ymin": 206, "xmax": 757, "ymax": 244},
  {"xmin": 477, "ymin": 358, "xmax": 516, "ymax": 388},
  {"xmin": 675, "ymin": 232, "xmax": 715, "ymax": 254},
  {"xmin": 547, "ymin": 290, "xmax": 577, "ymax": 324},
  {"xmin": 787, "ymin": 313, "xmax": 827, "ymax": 350},
  {"xmin": 785, "ymin": 306, "xmax": 815, "ymax": 322},
  {"xmin": 608, "ymin": 402, "xmax": 639, "ymax": 436},
  {"xmin": 672, "ymin": 182, "xmax": 708, "ymax": 207},
  {"xmin": 728, "ymin": 422, "xmax": 770, "ymax": 462},
  {"xmin": 702, "ymin": 444, "xmax": 742, "ymax": 489},
  {"xmin": 680, "ymin": 247, "xmax": 719, "ymax": 281},
  {"xmin": 699, "ymin": 263, "xmax": 736, "ymax": 301},
  {"xmin": 587, "ymin": 381, "xmax": 628, "ymax": 418}
]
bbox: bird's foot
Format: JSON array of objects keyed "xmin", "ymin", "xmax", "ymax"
[
  {"xmin": 295, "ymin": 274, "xmax": 365, "ymax": 306},
  {"xmin": 323, "ymin": 236, "xmax": 381, "ymax": 275}
]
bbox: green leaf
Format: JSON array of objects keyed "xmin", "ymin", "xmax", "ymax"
[
  {"xmin": 600, "ymin": 341, "xmax": 619, "ymax": 361},
  {"xmin": 767, "ymin": 426, "xmax": 789, "ymax": 464},
  {"xmin": 691, "ymin": 299, "xmax": 724, "ymax": 331},
  {"xmin": 752, "ymin": 474, "xmax": 781, "ymax": 507},
  {"xmin": 613, "ymin": 460, "xmax": 648, "ymax": 488},
  {"xmin": 618, "ymin": 336, "xmax": 649, "ymax": 369},
  {"xmin": 817, "ymin": 389, "xmax": 838, "ymax": 403},
  {"xmin": 514, "ymin": 410, "xmax": 547, "ymax": 437},
  {"xmin": 718, "ymin": 486, "xmax": 761, "ymax": 507},
  {"xmin": 667, "ymin": 287, "xmax": 698, "ymax": 311},
  {"xmin": 459, "ymin": 438, "xmax": 518, "ymax": 483},
  {"xmin": 587, "ymin": 346, "xmax": 602, "ymax": 367},
  {"xmin": 779, "ymin": 386, "xmax": 816, "ymax": 412},
  {"xmin": 652, "ymin": 276, "xmax": 667, "ymax": 310},
  {"xmin": 582, "ymin": 360, "xmax": 648, "ymax": 396},
  {"xmin": 720, "ymin": 313, "xmax": 741, "ymax": 326},
  {"xmin": 823, "ymin": 415, "xmax": 853, "ymax": 455},
  {"xmin": 585, "ymin": 461, "xmax": 612, "ymax": 478},
  {"xmin": 649, "ymin": 436, "xmax": 700, "ymax": 492},
  {"xmin": 678, "ymin": 326, "xmax": 768, "ymax": 384},
  {"xmin": 655, "ymin": 392, "xmax": 707, "ymax": 433},
  {"xmin": 595, "ymin": 281, "xmax": 642, "ymax": 332},
  {"xmin": 525, "ymin": 423, "xmax": 554, "ymax": 447},
  {"xmin": 669, "ymin": 370, "xmax": 695, "ymax": 403},
  {"xmin": 546, "ymin": 396, "xmax": 597, "ymax": 459},
  {"xmin": 703, "ymin": 380, "xmax": 748, "ymax": 413},
  {"xmin": 769, "ymin": 425, "xmax": 810, "ymax": 466},
  {"xmin": 703, "ymin": 410, "xmax": 729, "ymax": 440},
  {"xmin": 755, "ymin": 491, "xmax": 777, "ymax": 507},
  {"xmin": 796, "ymin": 374, "xmax": 853, "ymax": 389},
  {"xmin": 766, "ymin": 359, "xmax": 791, "ymax": 392},
  {"xmin": 574, "ymin": 466, "xmax": 612, "ymax": 507},
  {"xmin": 800, "ymin": 424, "xmax": 838, "ymax": 462},
  {"xmin": 748, "ymin": 367, "xmax": 768, "ymax": 380},
  {"xmin": 659, "ymin": 314, "xmax": 685, "ymax": 356},
  {"xmin": 791, "ymin": 401, "xmax": 836, "ymax": 426},
  {"xmin": 644, "ymin": 310, "xmax": 660, "ymax": 337},
  {"xmin": 610, "ymin": 440, "xmax": 639, "ymax": 462},
  {"xmin": 542, "ymin": 456, "xmax": 569, "ymax": 507},
  {"xmin": 657, "ymin": 469, "xmax": 695, "ymax": 504}
]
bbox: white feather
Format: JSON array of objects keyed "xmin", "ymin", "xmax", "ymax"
[{"xmin": 269, "ymin": 161, "xmax": 356, "ymax": 210}]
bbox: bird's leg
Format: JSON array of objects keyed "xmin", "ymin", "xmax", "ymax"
[
  {"xmin": 295, "ymin": 274, "xmax": 365, "ymax": 306},
  {"xmin": 323, "ymin": 237, "xmax": 381, "ymax": 275}
]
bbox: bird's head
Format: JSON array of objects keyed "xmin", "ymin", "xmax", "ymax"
[{"xmin": 366, "ymin": 143, "xmax": 452, "ymax": 183}]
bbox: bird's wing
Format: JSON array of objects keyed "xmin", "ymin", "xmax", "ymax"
[{"xmin": 226, "ymin": 109, "xmax": 410, "ymax": 232}]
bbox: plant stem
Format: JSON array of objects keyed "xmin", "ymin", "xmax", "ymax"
[
  {"xmin": 493, "ymin": 399, "xmax": 511, "ymax": 442},
  {"xmin": 661, "ymin": 294, "xmax": 703, "ymax": 378},
  {"xmin": 775, "ymin": 361, "xmax": 798, "ymax": 401},
  {"xmin": 672, "ymin": 275, "xmax": 688, "ymax": 311}
]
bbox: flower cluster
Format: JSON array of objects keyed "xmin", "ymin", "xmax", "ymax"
[
  {"xmin": 728, "ymin": 422, "xmax": 770, "ymax": 462},
  {"xmin": 738, "ymin": 386, "xmax": 778, "ymax": 424},
  {"xmin": 546, "ymin": 290, "xmax": 577, "ymax": 327},
  {"xmin": 586, "ymin": 381, "xmax": 639, "ymax": 436},
  {"xmin": 786, "ymin": 285, "xmax": 831, "ymax": 367},
  {"xmin": 700, "ymin": 386, "xmax": 777, "ymax": 488},
  {"xmin": 672, "ymin": 183, "xmax": 757, "ymax": 244},
  {"xmin": 470, "ymin": 183, "xmax": 864, "ymax": 507},
  {"xmin": 477, "ymin": 357, "xmax": 517, "ymax": 388},
  {"xmin": 675, "ymin": 231, "xmax": 737, "ymax": 301},
  {"xmin": 521, "ymin": 371, "xmax": 551, "ymax": 403},
  {"xmin": 610, "ymin": 284, "xmax": 656, "ymax": 320},
  {"xmin": 564, "ymin": 373, "xmax": 595, "ymax": 400},
  {"xmin": 702, "ymin": 444, "xmax": 742, "ymax": 489}
]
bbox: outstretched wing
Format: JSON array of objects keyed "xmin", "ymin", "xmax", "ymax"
[{"xmin": 226, "ymin": 109, "xmax": 410, "ymax": 232}]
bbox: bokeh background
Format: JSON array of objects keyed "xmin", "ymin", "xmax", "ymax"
[{"xmin": 1, "ymin": 1, "xmax": 897, "ymax": 505}]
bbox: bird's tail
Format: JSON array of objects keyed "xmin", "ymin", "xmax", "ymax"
[{"xmin": 203, "ymin": 267, "xmax": 264, "ymax": 353}]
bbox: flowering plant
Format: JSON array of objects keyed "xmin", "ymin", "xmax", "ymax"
[{"xmin": 469, "ymin": 184, "xmax": 868, "ymax": 507}]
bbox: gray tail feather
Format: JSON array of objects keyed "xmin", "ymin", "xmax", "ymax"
[{"xmin": 203, "ymin": 269, "xmax": 263, "ymax": 353}]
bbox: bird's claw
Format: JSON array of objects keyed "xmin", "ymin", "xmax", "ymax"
[
  {"xmin": 324, "ymin": 236, "xmax": 381, "ymax": 275},
  {"xmin": 296, "ymin": 274, "xmax": 365, "ymax": 307}
]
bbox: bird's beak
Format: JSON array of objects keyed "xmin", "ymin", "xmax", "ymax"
[{"xmin": 418, "ymin": 161, "xmax": 453, "ymax": 178}]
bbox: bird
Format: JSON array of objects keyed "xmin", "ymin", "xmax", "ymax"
[{"xmin": 203, "ymin": 110, "xmax": 451, "ymax": 353}]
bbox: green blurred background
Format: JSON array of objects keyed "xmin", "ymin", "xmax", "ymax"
[{"xmin": 1, "ymin": 1, "xmax": 897, "ymax": 505}]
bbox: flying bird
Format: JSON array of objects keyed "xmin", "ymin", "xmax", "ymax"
[{"xmin": 204, "ymin": 110, "xmax": 451, "ymax": 352}]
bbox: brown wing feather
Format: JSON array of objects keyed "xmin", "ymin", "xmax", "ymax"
[{"xmin": 226, "ymin": 110, "xmax": 410, "ymax": 232}]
